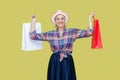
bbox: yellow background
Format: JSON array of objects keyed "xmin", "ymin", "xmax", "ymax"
[{"xmin": 0, "ymin": 0, "xmax": 120, "ymax": 80}]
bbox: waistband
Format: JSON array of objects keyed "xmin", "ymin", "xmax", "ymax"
[
  {"xmin": 53, "ymin": 50, "xmax": 72, "ymax": 55},
  {"xmin": 53, "ymin": 50, "xmax": 72, "ymax": 62}
]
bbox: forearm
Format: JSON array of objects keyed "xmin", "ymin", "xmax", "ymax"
[
  {"xmin": 30, "ymin": 17, "xmax": 36, "ymax": 32},
  {"xmin": 88, "ymin": 16, "xmax": 93, "ymax": 29},
  {"xmin": 88, "ymin": 12, "xmax": 95, "ymax": 29}
]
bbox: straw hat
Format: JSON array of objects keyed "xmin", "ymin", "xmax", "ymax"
[{"xmin": 51, "ymin": 10, "xmax": 68, "ymax": 24}]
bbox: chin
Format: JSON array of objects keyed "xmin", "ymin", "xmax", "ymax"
[
  {"xmin": 58, "ymin": 26, "xmax": 64, "ymax": 28},
  {"xmin": 57, "ymin": 24, "xmax": 65, "ymax": 27}
]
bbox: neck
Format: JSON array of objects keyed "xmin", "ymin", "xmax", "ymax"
[
  {"xmin": 57, "ymin": 26, "xmax": 66, "ymax": 32},
  {"xmin": 58, "ymin": 27, "xmax": 64, "ymax": 32}
]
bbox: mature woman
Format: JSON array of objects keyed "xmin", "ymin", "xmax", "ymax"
[{"xmin": 30, "ymin": 10, "xmax": 94, "ymax": 80}]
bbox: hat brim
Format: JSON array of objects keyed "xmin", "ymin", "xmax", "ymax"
[{"xmin": 51, "ymin": 11, "xmax": 68, "ymax": 24}]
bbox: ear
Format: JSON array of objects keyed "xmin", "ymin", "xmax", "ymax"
[{"xmin": 55, "ymin": 24, "xmax": 57, "ymax": 28}]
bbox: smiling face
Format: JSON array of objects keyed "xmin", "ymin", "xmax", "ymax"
[{"xmin": 54, "ymin": 14, "xmax": 66, "ymax": 29}]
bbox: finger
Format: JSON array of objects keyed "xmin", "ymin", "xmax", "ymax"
[
  {"xmin": 90, "ymin": 12, "xmax": 94, "ymax": 15},
  {"xmin": 32, "ymin": 15, "xmax": 36, "ymax": 18}
]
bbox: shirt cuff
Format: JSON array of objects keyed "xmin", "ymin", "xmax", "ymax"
[
  {"xmin": 30, "ymin": 31, "xmax": 36, "ymax": 35},
  {"xmin": 88, "ymin": 27, "xmax": 93, "ymax": 33}
]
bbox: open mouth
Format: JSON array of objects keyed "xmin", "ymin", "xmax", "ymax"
[{"xmin": 58, "ymin": 22, "xmax": 64, "ymax": 25}]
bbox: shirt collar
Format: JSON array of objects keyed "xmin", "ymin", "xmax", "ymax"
[{"xmin": 56, "ymin": 27, "xmax": 66, "ymax": 32}]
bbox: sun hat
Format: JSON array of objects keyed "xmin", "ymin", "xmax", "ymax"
[{"xmin": 51, "ymin": 10, "xmax": 68, "ymax": 24}]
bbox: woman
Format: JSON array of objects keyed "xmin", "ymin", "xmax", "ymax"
[{"xmin": 30, "ymin": 10, "xmax": 95, "ymax": 80}]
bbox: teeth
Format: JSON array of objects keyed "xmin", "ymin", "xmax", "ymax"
[{"xmin": 59, "ymin": 23, "xmax": 63, "ymax": 24}]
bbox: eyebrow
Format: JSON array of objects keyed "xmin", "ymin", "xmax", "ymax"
[{"xmin": 54, "ymin": 15, "xmax": 65, "ymax": 21}]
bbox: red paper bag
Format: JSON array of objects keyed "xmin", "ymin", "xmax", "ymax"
[{"xmin": 91, "ymin": 19, "xmax": 103, "ymax": 49}]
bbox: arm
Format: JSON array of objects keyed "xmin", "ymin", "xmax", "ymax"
[
  {"xmin": 73, "ymin": 12, "xmax": 95, "ymax": 39},
  {"xmin": 30, "ymin": 15, "xmax": 36, "ymax": 32},
  {"xmin": 89, "ymin": 12, "xmax": 95, "ymax": 29},
  {"xmin": 30, "ymin": 15, "xmax": 49, "ymax": 41}
]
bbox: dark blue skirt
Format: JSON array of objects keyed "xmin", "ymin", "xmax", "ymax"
[{"xmin": 47, "ymin": 51, "xmax": 76, "ymax": 80}]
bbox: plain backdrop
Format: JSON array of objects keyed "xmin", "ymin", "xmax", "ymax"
[{"xmin": 0, "ymin": 0, "xmax": 120, "ymax": 80}]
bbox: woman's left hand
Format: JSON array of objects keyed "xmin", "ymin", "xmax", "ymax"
[
  {"xmin": 88, "ymin": 12, "xmax": 95, "ymax": 29},
  {"xmin": 89, "ymin": 12, "xmax": 95, "ymax": 19}
]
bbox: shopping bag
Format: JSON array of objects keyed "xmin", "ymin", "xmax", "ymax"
[
  {"xmin": 91, "ymin": 19, "xmax": 103, "ymax": 49},
  {"xmin": 22, "ymin": 22, "xmax": 42, "ymax": 51}
]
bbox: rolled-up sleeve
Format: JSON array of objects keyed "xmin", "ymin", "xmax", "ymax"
[
  {"xmin": 72, "ymin": 27, "xmax": 93, "ymax": 39},
  {"xmin": 30, "ymin": 31, "xmax": 49, "ymax": 41}
]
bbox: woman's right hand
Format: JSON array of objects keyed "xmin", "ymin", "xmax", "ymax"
[
  {"xmin": 30, "ymin": 15, "xmax": 36, "ymax": 32},
  {"xmin": 31, "ymin": 15, "xmax": 36, "ymax": 22}
]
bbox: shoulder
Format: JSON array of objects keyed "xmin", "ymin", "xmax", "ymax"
[
  {"xmin": 46, "ymin": 30, "xmax": 55, "ymax": 33},
  {"xmin": 66, "ymin": 28, "xmax": 75, "ymax": 31},
  {"xmin": 44, "ymin": 30, "xmax": 57, "ymax": 35},
  {"xmin": 66, "ymin": 28, "xmax": 81, "ymax": 32}
]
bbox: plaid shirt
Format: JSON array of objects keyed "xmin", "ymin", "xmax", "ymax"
[{"xmin": 30, "ymin": 28, "xmax": 93, "ymax": 55}]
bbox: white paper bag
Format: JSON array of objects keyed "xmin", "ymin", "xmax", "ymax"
[{"xmin": 22, "ymin": 22, "xmax": 42, "ymax": 51}]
